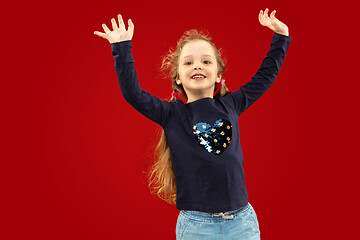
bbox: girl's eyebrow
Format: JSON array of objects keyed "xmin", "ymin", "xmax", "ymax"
[{"xmin": 182, "ymin": 54, "xmax": 215, "ymax": 60}]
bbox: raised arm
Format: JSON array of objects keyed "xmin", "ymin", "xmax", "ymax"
[
  {"xmin": 228, "ymin": 9, "xmax": 292, "ymax": 115},
  {"xmin": 94, "ymin": 14, "xmax": 173, "ymax": 127}
]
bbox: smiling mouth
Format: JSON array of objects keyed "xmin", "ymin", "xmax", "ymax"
[{"xmin": 191, "ymin": 74, "xmax": 206, "ymax": 79}]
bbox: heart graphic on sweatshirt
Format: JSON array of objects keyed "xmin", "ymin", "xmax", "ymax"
[{"xmin": 192, "ymin": 118, "xmax": 232, "ymax": 155}]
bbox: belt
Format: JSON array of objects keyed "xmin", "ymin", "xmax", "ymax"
[{"xmin": 212, "ymin": 212, "xmax": 234, "ymax": 219}]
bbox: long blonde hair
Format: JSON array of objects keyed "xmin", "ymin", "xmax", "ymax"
[{"xmin": 147, "ymin": 29, "xmax": 232, "ymax": 204}]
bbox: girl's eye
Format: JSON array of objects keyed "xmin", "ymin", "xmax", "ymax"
[
  {"xmin": 204, "ymin": 60, "xmax": 211, "ymax": 64},
  {"xmin": 185, "ymin": 62, "xmax": 192, "ymax": 65}
]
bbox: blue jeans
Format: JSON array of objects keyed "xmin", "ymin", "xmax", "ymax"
[{"xmin": 176, "ymin": 202, "xmax": 260, "ymax": 240}]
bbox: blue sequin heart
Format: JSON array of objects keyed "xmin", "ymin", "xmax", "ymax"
[{"xmin": 192, "ymin": 119, "xmax": 232, "ymax": 155}]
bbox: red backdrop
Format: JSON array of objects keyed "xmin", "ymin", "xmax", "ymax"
[{"xmin": 2, "ymin": 0, "xmax": 359, "ymax": 239}]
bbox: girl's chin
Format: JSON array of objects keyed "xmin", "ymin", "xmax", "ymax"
[
  {"xmin": 190, "ymin": 77, "xmax": 214, "ymax": 82},
  {"xmin": 191, "ymin": 79, "xmax": 206, "ymax": 82}
]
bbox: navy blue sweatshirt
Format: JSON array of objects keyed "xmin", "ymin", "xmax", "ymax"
[{"xmin": 111, "ymin": 32, "xmax": 292, "ymax": 212}]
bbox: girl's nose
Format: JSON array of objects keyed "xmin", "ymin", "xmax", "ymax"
[{"xmin": 194, "ymin": 65, "xmax": 202, "ymax": 70}]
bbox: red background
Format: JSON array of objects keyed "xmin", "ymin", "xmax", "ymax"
[{"xmin": 2, "ymin": 0, "xmax": 359, "ymax": 239}]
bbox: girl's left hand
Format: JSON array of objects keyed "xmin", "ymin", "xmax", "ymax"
[{"xmin": 258, "ymin": 8, "xmax": 289, "ymax": 36}]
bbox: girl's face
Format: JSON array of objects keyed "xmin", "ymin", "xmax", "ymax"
[{"xmin": 177, "ymin": 40, "xmax": 221, "ymax": 98}]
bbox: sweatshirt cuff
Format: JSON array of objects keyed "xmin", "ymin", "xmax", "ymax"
[
  {"xmin": 111, "ymin": 40, "xmax": 132, "ymax": 51},
  {"xmin": 111, "ymin": 40, "xmax": 132, "ymax": 59},
  {"xmin": 273, "ymin": 32, "xmax": 292, "ymax": 42}
]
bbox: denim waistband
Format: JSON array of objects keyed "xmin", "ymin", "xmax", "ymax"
[{"xmin": 180, "ymin": 202, "xmax": 251, "ymax": 221}]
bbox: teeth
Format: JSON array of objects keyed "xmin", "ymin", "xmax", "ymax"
[{"xmin": 192, "ymin": 75, "xmax": 205, "ymax": 79}]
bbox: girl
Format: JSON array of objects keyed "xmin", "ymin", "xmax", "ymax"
[{"xmin": 94, "ymin": 8, "xmax": 292, "ymax": 240}]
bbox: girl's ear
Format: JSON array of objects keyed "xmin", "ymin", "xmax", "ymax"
[
  {"xmin": 216, "ymin": 74, "xmax": 222, "ymax": 83},
  {"xmin": 176, "ymin": 79, "xmax": 181, "ymax": 85}
]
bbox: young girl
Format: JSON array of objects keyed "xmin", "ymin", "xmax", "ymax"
[{"xmin": 94, "ymin": 8, "xmax": 291, "ymax": 240}]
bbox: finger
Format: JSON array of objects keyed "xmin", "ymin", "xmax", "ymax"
[
  {"xmin": 264, "ymin": 8, "xmax": 269, "ymax": 17},
  {"xmin": 258, "ymin": 12, "xmax": 262, "ymax": 23},
  {"xmin": 102, "ymin": 23, "xmax": 111, "ymax": 34},
  {"xmin": 111, "ymin": 18, "xmax": 118, "ymax": 30},
  {"xmin": 128, "ymin": 19, "xmax": 134, "ymax": 32},
  {"xmin": 262, "ymin": 9, "xmax": 267, "ymax": 18},
  {"xmin": 118, "ymin": 14, "xmax": 125, "ymax": 29},
  {"xmin": 270, "ymin": 10, "xmax": 276, "ymax": 19},
  {"xmin": 94, "ymin": 31, "xmax": 107, "ymax": 39},
  {"xmin": 259, "ymin": 10, "xmax": 263, "ymax": 19}
]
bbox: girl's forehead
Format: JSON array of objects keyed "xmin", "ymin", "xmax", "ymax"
[{"xmin": 180, "ymin": 40, "xmax": 216, "ymax": 58}]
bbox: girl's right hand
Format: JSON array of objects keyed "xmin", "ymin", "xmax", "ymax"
[{"xmin": 94, "ymin": 14, "xmax": 134, "ymax": 44}]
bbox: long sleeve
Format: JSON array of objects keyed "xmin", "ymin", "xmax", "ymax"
[
  {"xmin": 111, "ymin": 40, "xmax": 173, "ymax": 127},
  {"xmin": 228, "ymin": 32, "xmax": 292, "ymax": 115}
]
